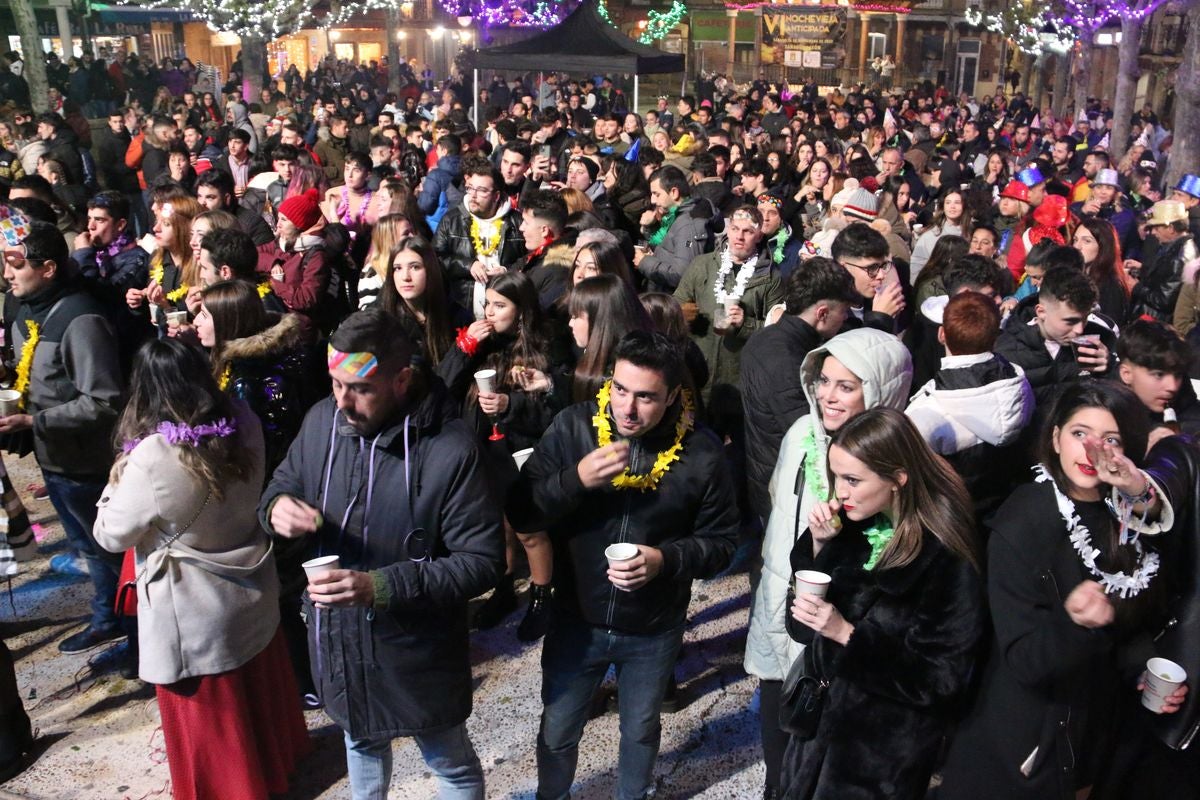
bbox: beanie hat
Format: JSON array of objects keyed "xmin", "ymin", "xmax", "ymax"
[
  {"xmin": 842, "ymin": 187, "xmax": 879, "ymax": 222},
  {"xmin": 278, "ymin": 188, "xmax": 322, "ymax": 231},
  {"xmin": 830, "ymin": 178, "xmax": 862, "ymax": 210},
  {"xmin": 569, "ymin": 157, "xmax": 600, "ymax": 183}
]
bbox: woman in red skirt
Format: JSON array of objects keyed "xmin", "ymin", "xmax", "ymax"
[{"xmin": 95, "ymin": 338, "xmax": 310, "ymax": 800}]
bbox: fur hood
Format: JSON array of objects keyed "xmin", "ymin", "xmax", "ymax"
[{"xmin": 221, "ymin": 313, "xmax": 306, "ymax": 362}]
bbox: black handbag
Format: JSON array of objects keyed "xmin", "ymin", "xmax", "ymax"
[{"xmin": 778, "ymin": 644, "xmax": 829, "ymax": 740}]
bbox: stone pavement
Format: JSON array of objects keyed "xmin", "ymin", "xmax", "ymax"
[{"xmin": 0, "ymin": 452, "xmax": 767, "ymax": 799}]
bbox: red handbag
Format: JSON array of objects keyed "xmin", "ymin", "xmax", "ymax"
[{"xmin": 114, "ymin": 549, "xmax": 138, "ymax": 617}]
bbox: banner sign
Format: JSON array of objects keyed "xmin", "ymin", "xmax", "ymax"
[{"xmin": 761, "ymin": 6, "xmax": 847, "ymax": 67}]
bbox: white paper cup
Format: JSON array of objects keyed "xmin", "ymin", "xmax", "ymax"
[
  {"xmin": 1143, "ymin": 657, "xmax": 1187, "ymax": 713},
  {"xmin": 604, "ymin": 542, "xmax": 639, "ymax": 569},
  {"xmin": 166, "ymin": 310, "xmax": 188, "ymax": 328},
  {"xmin": 0, "ymin": 389, "xmax": 20, "ymax": 417},
  {"xmin": 512, "ymin": 447, "xmax": 535, "ymax": 471},
  {"xmin": 474, "ymin": 368, "xmax": 497, "ymax": 394},
  {"xmin": 794, "ymin": 569, "xmax": 831, "ymax": 598},
  {"xmin": 302, "ymin": 555, "xmax": 340, "ymax": 581}
]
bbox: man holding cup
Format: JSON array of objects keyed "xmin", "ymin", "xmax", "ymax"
[
  {"xmin": 510, "ymin": 331, "xmax": 738, "ymax": 800},
  {"xmin": 259, "ymin": 309, "xmax": 504, "ymax": 800}
]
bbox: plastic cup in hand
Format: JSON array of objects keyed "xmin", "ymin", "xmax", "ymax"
[
  {"xmin": 1070, "ymin": 335, "xmax": 1101, "ymax": 375},
  {"xmin": 474, "ymin": 368, "xmax": 497, "ymax": 394},
  {"xmin": 0, "ymin": 389, "xmax": 20, "ymax": 417},
  {"xmin": 605, "ymin": 542, "xmax": 639, "ymax": 570},
  {"xmin": 512, "ymin": 447, "xmax": 535, "ymax": 471},
  {"xmin": 794, "ymin": 570, "xmax": 831, "ymax": 598},
  {"xmin": 302, "ymin": 555, "xmax": 340, "ymax": 581},
  {"xmin": 1142, "ymin": 657, "xmax": 1187, "ymax": 713},
  {"xmin": 166, "ymin": 310, "xmax": 188, "ymax": 328}
]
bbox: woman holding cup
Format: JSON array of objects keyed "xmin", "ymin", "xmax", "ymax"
[
  {"xmin": 779, "ymin": 408, "xmax": 984, "ymax": 798},
  {"xmin": 437, "ymin": 271, "xmax": 570, "ymax": 640},
  {"xmin": 939, "ymin": 382, "xmax": 1182, "ymax": 799},
  {"xmin": 744, "ymin": 328, "xmax": 912, "ymax": 799}
]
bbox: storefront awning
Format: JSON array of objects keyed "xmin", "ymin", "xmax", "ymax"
[{"xmin": 91, "ymin": 4, "xmax": 195, "ymax": 25}]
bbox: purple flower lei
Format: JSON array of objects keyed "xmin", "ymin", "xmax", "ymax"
[
  {"xmin": 95, "ymin": 231, "xmax": 132, "ymax": 277},
  {"xmin": 122, "ymin": 417, "xmax": 237, "ymax": 454}
]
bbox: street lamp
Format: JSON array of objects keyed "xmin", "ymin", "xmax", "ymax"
[{"xmin": 457, "ymin": 14, "xmax": 473, "ymax": 26}]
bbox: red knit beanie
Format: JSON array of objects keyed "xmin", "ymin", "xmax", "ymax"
[{"xmin": 278, "ymin": 188, "xmax": 322, "ymax": 231}]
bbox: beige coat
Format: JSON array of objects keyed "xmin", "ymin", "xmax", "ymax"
[{"xmin": 94, "ymin": 403, "xmax": 278, "ymax": 685}]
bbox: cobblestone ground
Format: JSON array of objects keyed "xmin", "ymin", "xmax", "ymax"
[{"xmin": 0, "ymin": 452, "xmax": 766, "ymax": 800}]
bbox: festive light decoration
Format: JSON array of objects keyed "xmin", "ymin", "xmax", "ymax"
[
  {"xmin": 438, "ymin": 0, "xmax": 576, "ymax": 28},
  {"xmin": 597, "ymin": 0, "xmax": 687, "ymax": 43},
  {"xmin": 964, "ymin": 6, "xmax": 1075, "ymax": 57}
]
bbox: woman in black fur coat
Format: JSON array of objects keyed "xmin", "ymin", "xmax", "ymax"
[
  {"xmin": 781, "ymin": 408, "xmax": 985, "ymax": 799},
  {"xmin": 938, "ymin": 383, "xmax": 1186, "ymax": 799}
]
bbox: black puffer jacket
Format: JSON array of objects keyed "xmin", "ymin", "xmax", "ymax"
[
  {"xmin": 509, "ymin": 397, "xmax": 738, "ymax": 635},
  {"xmin": 432, "ymin": 202, "xmax": 526, "ymax": 310},
  {"xmin": 740, "ymin": 315, "xmax": 822, "ymax": 520},
  {"xmin": 258, "ymin": 384, "xmax": 505, "ymax": 739},
  {"xmin": 1130, "ymin": 234, "xmax": 1197, "ymax": 322}
]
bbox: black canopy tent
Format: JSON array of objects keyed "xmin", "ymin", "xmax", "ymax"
[{"xmin": 467, "ymin": 0, "xmax": 685, "ymax": 124}]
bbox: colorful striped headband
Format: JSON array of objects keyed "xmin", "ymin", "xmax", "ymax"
[
  {"xmin": 327, "ymin": 346, "xmax": 379, "ymax": 378},
  {"xmin": 757, "ymin": 195, "xmax": 784, "ymax": 210}
]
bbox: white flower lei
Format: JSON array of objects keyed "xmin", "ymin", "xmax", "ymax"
[
  {"xmin": 714, "ymin": 249, "xmax": 758, "ymax": 306},
  {"xmin": 1033, "ymin": 464, "xmax": 1160, "ymax": 599}
]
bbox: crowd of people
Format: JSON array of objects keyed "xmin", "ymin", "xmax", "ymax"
[{"xmin": 0, "ymin": 45, "xmax": 1200, "ymax": 800}]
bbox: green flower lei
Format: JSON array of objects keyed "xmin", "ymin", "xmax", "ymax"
[
  {"xmin": 647, "ymin": 204, "xmax": 680, "ymax": 247},
  {"xmin": 862, "ymin": 516, "xmax": 896, "ymax": 570}
]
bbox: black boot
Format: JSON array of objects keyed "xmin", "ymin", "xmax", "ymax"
[
  {"xmin": 517, "ymin": 583, "xmax": 553, "ymax": 642},
  {"xmin": 473, "ymin": 575, "xmax": 517, "ymax": 630}
]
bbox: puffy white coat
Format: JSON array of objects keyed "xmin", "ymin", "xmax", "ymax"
[
  {"xmin": 905, "ymin": 353, "xmax": 1034, "ymax": 455},
  {"xmin": 743, "ymin": 328, "xmax": 913, "ymax": 680}
]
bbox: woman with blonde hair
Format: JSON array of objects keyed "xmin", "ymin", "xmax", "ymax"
[
  {"xmin": 357, "ymin": 213, "xmax": 415, "ymax": 309},
  {"xmin": 188, "ymin": 209, "xmax": 238, "ymax": 269},
  {"xmin": 560, "ymin": 188, "xmax": 594, "ymax": 216}
]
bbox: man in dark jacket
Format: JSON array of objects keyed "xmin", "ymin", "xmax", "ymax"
[
  {"xmin": 510, "ymin": 331, "xmax": 738, "ymax": 800},
  {"xmin": 260, "ymin": 308, "xmax": 503, "ymax": 799},
  {"xmin": 94, "ymin": 110, "xmax": 140, "ymax": 197},
  {"xmin": 1129, "ymin": 200, "xmax": 1198, "ymax": 322},
  {"xmin": 832, "ymin": 223, "xmax": 907, "ymax": 334},
  {"xmin": 417, "ymin": 133, "xmax": 464, "ymax": 232},
  {"xmin": 35, "ymin": 112, "xmax": 85, "ymax": 187},
  {"xmin": 434, "ymin": 160, "xmax": 525, "ymax": 314},
  {"xmin": 195, "ymin": 169, "xmax": 275, "ymax": 246},
  {"xmin": 995, "ymin": 263, "xmax": 1116, "ymax": 423},
  {"xmin": 740, "ymin": 257, "xmax": 856, "ymax": 521},
  {"xmin": 0, "ymin": 222, "xmax": 127, "ymax": 657},
  {"xmin": 514, "ymin": 189, "xmax": 569, "ymax": 312}
]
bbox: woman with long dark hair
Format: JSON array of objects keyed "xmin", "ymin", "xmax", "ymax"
[
  {"xmin": 567, "ymin": 274, "xmax": 653, "ymax": 402},
  {"xmin": 780, "ymin": 407, "xmax": 984, "ymax": 798},
  {"xmin": 602, "ymin": 158, "xmax": 651, "ymax": 242},
  {"xmin": 939, "ymin": 382, "xmax": 1184, "ymax": 799},
  {"xmin": 437, "ymin": 271, "xmax": 569, "ymax": 639},
  {"xmin": 1073, "ymin": 216, "xmax": 1132, "ymax": 325},
  {"xmin": 94, "ymin": 338, "xmax": 310, "ymax": 800},
  {"xmin": 376, "ymin": 236, "xmax": 455, "ymax": 366}
]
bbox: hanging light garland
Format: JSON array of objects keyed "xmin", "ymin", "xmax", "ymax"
[
  {"xmin": 964, "ymin": 6, "xmax": 1075, "ymax": 57},
  {"xmin": 598, "ymin": 0, "xmax": 687, "ymax": 43},
  {"xmin": 438, "ymin": 0, "xmax": 576, "ymax": 28}
]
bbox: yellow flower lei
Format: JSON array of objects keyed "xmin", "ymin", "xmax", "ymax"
[
  {"xmin": 256, "ymin": 282, "xmax": 272, "ymax": 299},
  {"xmin": 217, "ymin": 363, "xmax": 232, "ymax": 391},
  {"xmin": 469, "ymin": 216, "xmax": 503, "ymax": 258},
  {"xmin": 593, "ymin": 380, "xmax": 694, "ymax": 491},
  {"xmin": 13, "ymin": 321, "xmax": 39, "ymax": 411},
  {"xmin": 149, "ymin": 263, "xmax": 190, "ymax": 304}
]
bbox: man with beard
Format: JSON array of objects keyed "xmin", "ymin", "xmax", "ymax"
[
  {"xmin": 196, "ymin": 170, "xmax": 274, "ymax": 246},
  {"xmin": 634, "ymin": 165, "xmax": 716, "ymax": 291},
  {"xmin": 674, "ymin": 206, "xmax": 783, "ymax": 426},
  {"xmin": 434, "ymin": 160, "xmax": 526, "ymax": 316},
  {"xmin": 498, "ymin": 141, "xmax": 535, "ymax": 211}
]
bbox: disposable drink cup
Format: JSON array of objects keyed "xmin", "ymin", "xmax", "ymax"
[
  {"xmin": 713, "ymin": 304, "xmax": 730, "ymax": 334},
  {"xmin": 166, "ymin": 311, "xmax": 188, "ymax": 328},
  {"xmin": 604, "ymin": 542, "xmax": 639, "ymax": 569},
  {"xmin": 512, "ymin": 447, "xmax": 535, "ymax": 471},
  {"xmin": 302, "ymin": 555, "xmax": 340, "ymax": 581},
  {"xmin": 795, "ymin": 570, "xmax": 831, "ymax": 598},
  {"xmin": 1070, "ymin": 335, "xmax": 1100, "ymax": 361},
  {"xmin": 474, "ymin": 368, "xmax": 497, "ymax": 394},
  {"xmin": 0, "ymin": 389, "xmax": 20, "ymax": 417},
  {"xmin": 1142, "ymin": 657, "xmax": 1187, "ymax": 713}
]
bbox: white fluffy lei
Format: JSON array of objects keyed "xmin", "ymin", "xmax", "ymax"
[
  {"xmin": 714, "ymin": 249, "xmax": 758, "ymax": 306},
  {"xmin": 1033, "ymin": 464, "xmax": 1160, "ymax": 599}
]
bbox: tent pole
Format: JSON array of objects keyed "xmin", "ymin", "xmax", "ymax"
[
  {"xmin": 634, "ymin": 74, "xmax": 639, "ymax": 115},
  {"xmin": 473, "ymin": 68, "xmax": 479, "ymax": 131}
]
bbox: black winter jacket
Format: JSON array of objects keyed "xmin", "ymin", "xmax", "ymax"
[
  {"xmin": 432, "ymin": 203, "xmax": 526, "ymax": 310},
  {"xmin": 259, "ymin": 385, "xmax": 505, "ymax": 739},
  {"xmin": 509, "ymin": 398, "xmax": 738, "ymax": 635},
  {"xmin": 783, "ymin": 523, "xmax": 985, "ymax": 800},
  {"xmin": 740, "ymin": 315, "xmax": 822, "ymax": 519},
  {"xmin": 995, "ymin": 294, "xmax": 1118, "ymax": 423},
  {"xmin": 1130, "ymin": 234, "xmax": 1197, "ymax": 322}
]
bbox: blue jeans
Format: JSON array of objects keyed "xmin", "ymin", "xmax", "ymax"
[
  {"xmin": 537, "ymin": 621, "xmax": 684, "ymax": 800},
  {"xmin": 43, "ymin": 471, "xmax": 121, "ymax": 632},
  {"xmin": 343, "ymin": 724, "xmax": 484, "ymax": 800}
]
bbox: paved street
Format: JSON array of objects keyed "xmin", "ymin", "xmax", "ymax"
[{"xmin": 0, "ymin": 452, "xmax": 765, "ymax": 800}]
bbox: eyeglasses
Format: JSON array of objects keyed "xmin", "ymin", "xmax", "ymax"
[
  {"xmin": 464, "ymin": 185, "xmax": 497, "ymax": 195},
  {"xmin": 839, "ymin": 259, "xmax": 891, "ymax": 279}
]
